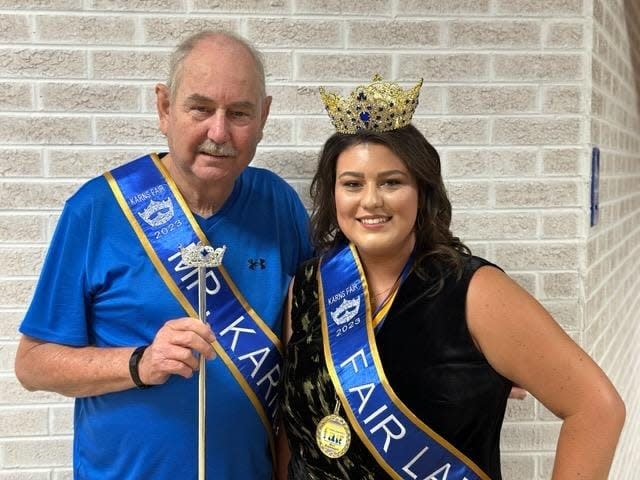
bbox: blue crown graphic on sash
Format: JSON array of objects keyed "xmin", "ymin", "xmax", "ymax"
[{"xmin": 137, "ymin": 198, "xmax": 174, "ymax": 227}]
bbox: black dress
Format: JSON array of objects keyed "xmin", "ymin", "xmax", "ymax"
[{"xmin": 281, "ymin": 255, "xmax": 512, "ymax": 479}]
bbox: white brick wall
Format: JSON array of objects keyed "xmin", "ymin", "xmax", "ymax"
[
  {"xmin": 0, "ymin": 1, "xmax": 637, "ymax": 478},
  {"xmin": 588, "ymin": 1, "xmax": 640, "ymax": 479}
]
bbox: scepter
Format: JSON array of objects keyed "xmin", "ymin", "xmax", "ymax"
[{"xmin": 180, "ymin": 242, "xmax": 227, "ymax": 480}]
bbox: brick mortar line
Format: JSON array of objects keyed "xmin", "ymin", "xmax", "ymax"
[
  {"xmin": 584, "ymin": 247, "xmax": 640, "ymax": 308},
  {"xmin": 598, "ymin": 311, "xmax": 640, "ymax": 366}
]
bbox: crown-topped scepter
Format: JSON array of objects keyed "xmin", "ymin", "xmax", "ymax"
[
  {"xmin": 319, "ymin": 74, "xmax": 423, "ymax": 134},
  {"xmin": 179, "ymin": 242, "xmax": 227, "ymax": 480},
  {"xmin": 181, "ymin": 243, "xmax": 226, "ymax": 270}
]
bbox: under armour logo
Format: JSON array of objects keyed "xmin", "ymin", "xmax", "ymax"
[{"xmin": 248, "ymin": 258, "xmax": 266, "ymax": 270}]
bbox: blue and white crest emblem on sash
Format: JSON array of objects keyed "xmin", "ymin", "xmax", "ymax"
[
  {"xmin": 330, "ymin": 297, "xmax": 361, "ymax": 325},
  {"xmin": 138, "ymin": 198, "xmax": 174, "ymax": 227}
]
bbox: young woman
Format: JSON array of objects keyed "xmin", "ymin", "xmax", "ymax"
[{"xmin": 278, "ymin": 77, "xmax": 624, "ymax": 480}]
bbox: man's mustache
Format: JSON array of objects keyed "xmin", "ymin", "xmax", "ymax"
[{"xmin": 198, "ymin": 141, "xmax": 237, "ymax": 156}]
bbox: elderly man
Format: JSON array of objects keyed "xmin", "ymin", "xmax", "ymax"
[{"xmin": 15, "ymin": 31, "xmax": 312, "ymax": 479}]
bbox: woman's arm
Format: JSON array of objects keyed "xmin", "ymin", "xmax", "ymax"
[
  {"xmin": 275, "ymin": 278, "xmax": 295, "ymax": 479},
  {"xmin": 466, "ymin": 266, "xmax": 625, "ymax": 480},
  {"xmin": 276, "ymin": 417, "xmax": 291, "ymax": 480}
]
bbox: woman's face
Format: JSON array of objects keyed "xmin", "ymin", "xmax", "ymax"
[{"xmin": 334, "ymin": 143, "xmax": 418, "ymax": 262}]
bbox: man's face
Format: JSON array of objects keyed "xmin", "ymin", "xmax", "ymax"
[{"xmin": 157, "ymin": 37, "xmax": 271, "ymax": 187}]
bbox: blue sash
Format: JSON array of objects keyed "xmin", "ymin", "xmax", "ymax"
[
  {"xmin": 104, "ymin": 153, "xmax": 282, "ymax": 440},
  {"xmin": 318, "ymin": 243, "xmax": 491, "ymax": 480}
]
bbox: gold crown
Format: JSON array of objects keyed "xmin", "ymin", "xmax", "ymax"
[{"xmin": 319, "ymin": 74, "xmax": 423, "ymax": 134}]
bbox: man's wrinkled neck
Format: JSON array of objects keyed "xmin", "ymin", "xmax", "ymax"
[{"xmin": 161, "ymin": 153, "xmax": 236, "ymax": 219}]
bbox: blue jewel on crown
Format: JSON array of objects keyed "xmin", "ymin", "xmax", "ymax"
[{"xmin": 359, "ymin": 111, "xmax": 370, "ymax": 122}]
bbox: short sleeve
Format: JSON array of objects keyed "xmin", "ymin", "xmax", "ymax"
[
  {"xmin": 287, "ymin": 187, "xmax": 313, "ymax": 271},
  {"xmin": 19, "ymin": 201, "xmax": 91, "ymax": 346}
]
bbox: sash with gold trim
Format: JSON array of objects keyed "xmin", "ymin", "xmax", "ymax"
[
  {"xmin": 104, "ymin": 153, "xmax": 282, "ymax": 442},
  {"xmin": 318, "ymin": 242, "xmax": 491, "ymax": 480}
]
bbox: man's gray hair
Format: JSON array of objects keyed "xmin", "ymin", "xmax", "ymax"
[{"xmin": 166, "ymin": 30, "xmax": 267, "ymax": 99}]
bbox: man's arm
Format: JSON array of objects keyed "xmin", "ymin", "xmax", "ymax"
[
  {"xmin": 16, "ymin": 336, "xmax": 137, "ymax": 397},
  {"xmin": 15, "ymin": 318, "xmax": 216, "ymax": 398}
]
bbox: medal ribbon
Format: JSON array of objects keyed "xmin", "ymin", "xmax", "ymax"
[
  {"xmin": 319, "ymin": 243, "xmax": 491, "ymax": 480},
  {"xmin": 105, "ymin": 154, "xmax": 282, "ymax": 440}
]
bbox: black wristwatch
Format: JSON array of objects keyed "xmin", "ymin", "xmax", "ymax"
[{"xmin": 129, "ymin": 345, "xmax": 151, "ymax": 389}]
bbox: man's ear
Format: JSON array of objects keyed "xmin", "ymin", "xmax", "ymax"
[
  {"xmin": 155, "ymin": 83, "xmax": 171, "ymax": 135},
  {"xmin": 257, "ymin": 95, "xmax": 272, "ymax": 142},
  {"xmin": 260, "ymin": 95, "xmax": 272, "ymax": 128}
]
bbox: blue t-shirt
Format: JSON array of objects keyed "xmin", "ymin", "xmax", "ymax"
[{"xmin": 20, "ymin": 155, "xmax": 313, "ymax": 479}]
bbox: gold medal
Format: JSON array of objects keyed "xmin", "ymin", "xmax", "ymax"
[{"xmin": 316, "ymin": 398, "xmax": 351, "ymax": 458}]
